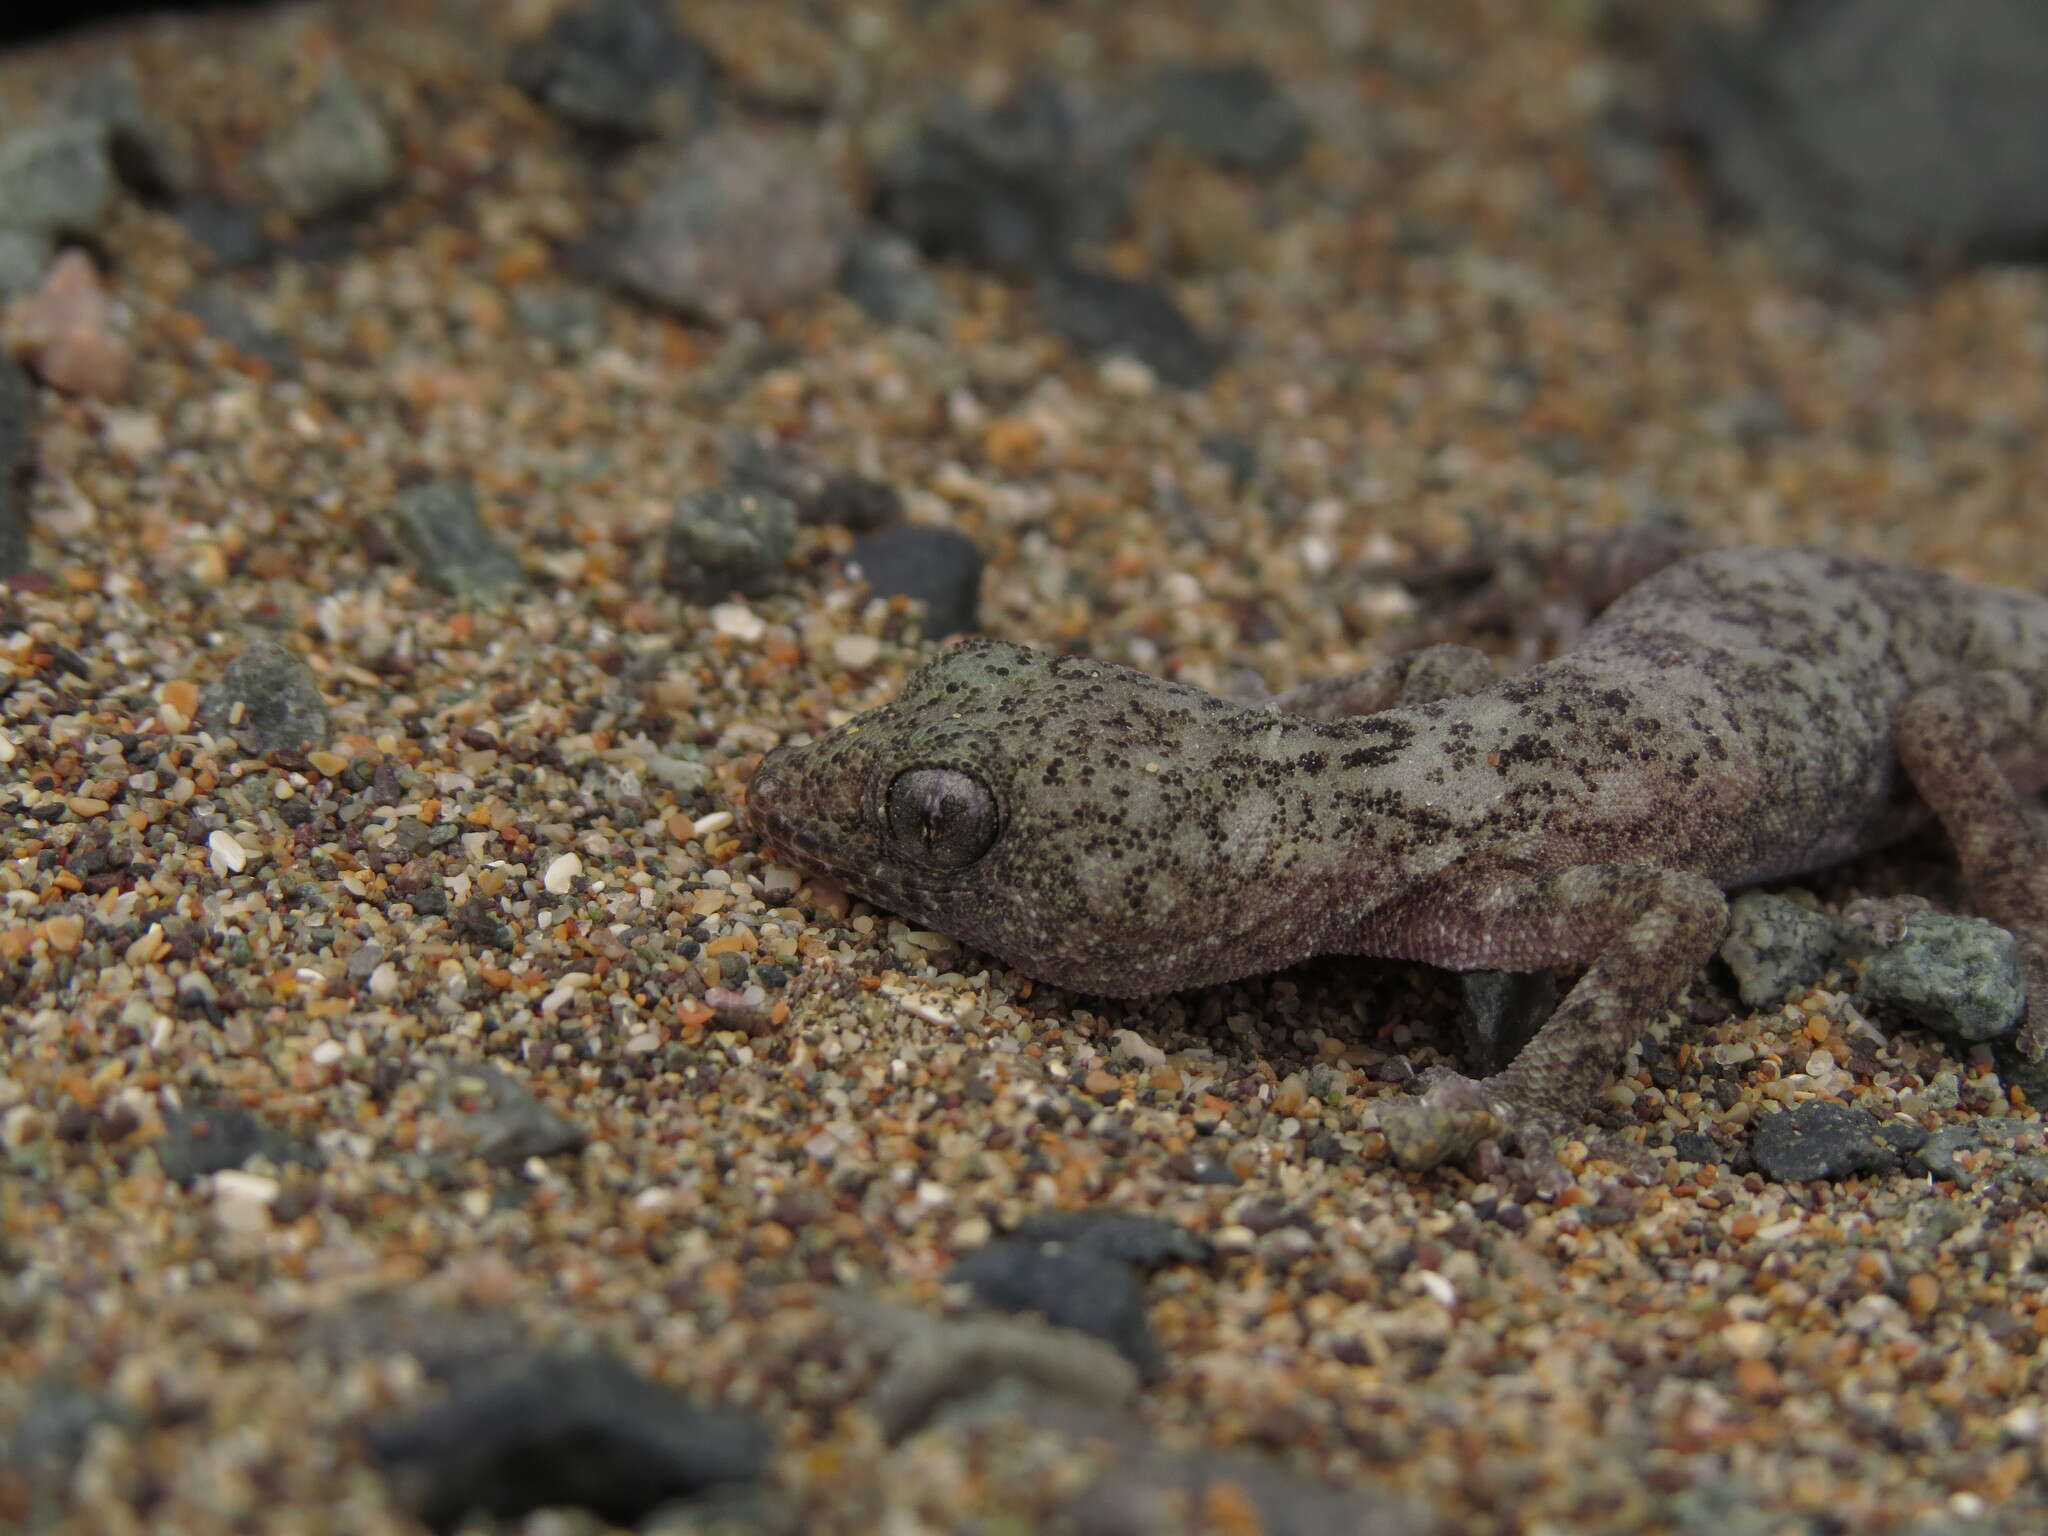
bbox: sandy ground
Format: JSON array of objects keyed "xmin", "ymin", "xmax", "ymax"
[{"xmin": 4, "ymin": 1, "xmax": 2048, "ymax": 1533}]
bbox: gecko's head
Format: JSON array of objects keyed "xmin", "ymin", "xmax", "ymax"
[{"xmin": 747, "ymin": 637, "xmax": 1319, "ymax": 996}]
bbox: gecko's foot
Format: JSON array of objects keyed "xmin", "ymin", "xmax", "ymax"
[
  {"xmin": 1374, "ymin": 1071, "xmax": 1502, "ymax": 1172},
  {"xmin": 2016, "ymin": 1003, "xmax": 2047, "ymax": 1062},
  {"xmin": 1373, "ymin": 1069, "xmax": 1574, "ymax": 1192}
]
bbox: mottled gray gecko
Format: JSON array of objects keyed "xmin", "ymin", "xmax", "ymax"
[{"xmin": 747, "ymin": 547, "xmax": 2048, "ymax": 1172}]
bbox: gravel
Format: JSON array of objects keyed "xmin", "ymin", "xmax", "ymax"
[{"xmin": 6, "ymin": 5, "xmax": 2048, "ymax": 1534}]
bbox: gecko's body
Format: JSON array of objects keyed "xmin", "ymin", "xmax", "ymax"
[{"xmin": 747, "ymin": 547, "xmax": 2048, "ymax": 1168}]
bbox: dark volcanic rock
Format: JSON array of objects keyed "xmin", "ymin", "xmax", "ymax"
[
  {"xmin": 509, "ymin": 0, "xmax": 720, "ymax": 140},
  {"xmin": 1035, "ymin": 261, "xmax": 1222, "ymax": 388},
  {"xmin": 1150, "ymin": 61, "xmax": 1311, "ymax": 173},
  {"xmin": 368, "ymin": 1351, "xmax": 772, "ymax": 1534},
  {"xmin": 949, "ymin": 1240, "xmax": 1164, "ymax": 1380},
  {"xmin": 1749, "ymin": 1100, "xmax": 1892, "ymax": 1183},
  {"xmin": 875, "ymin": 82, "xmax": 1137, "ymax": 273},
  {"xmin": 846, "ymin": 524, "xmax": 984, "ymax": 638}
]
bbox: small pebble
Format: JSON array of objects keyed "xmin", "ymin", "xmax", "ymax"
[
  {"xmin": 543, "ymin": 851, "xmax": 582, "ymax": 894},
  {"xmin": 198, "ymin": 640, "xmax": 330, "ymax": 752},
  {"xmin": 837, "ymin": 226, "xmax": 947, "ymax": 328},
  {"xmin": 948, "ymin": 1239, "xmax": 1164, "ymax": 1380},
  {"xmin": 259, "ymin": 58, "xmax": 398, "ymax": 219},
  {"xmin": 6, "ymin": 249, "xmax": 131, "ymax": 399},
  {"xmin": 660, "ymin": 484, "xmax": 797, "ymax": 603},
  {"xmin": 0, "ymin": 350, "xmax": 33, "ymax": 576},
  {"xmin": 508, "ymin": 0, "xmax": 720, "ymax": 139},
  {"xmin": 1858, "ymin": 912, "xmax": 2025, "ymax": 1043},
  {"xmin": 585, "ymin": 130, "xmax": 853, "ymax": 324},
  {"xmin": 1149, "ymin": 60, "xmax": 1311, "ymax": 173},
  {"xmin": 1749, "ymin": 1100, "xmax": 1893, "ymax": 1183},
  {"xmin": 1720, "ymin": 891, "xmax": 1840, "ymax": 1010},
  {"xmin": 368, "ymin": 1351, "xmax": 773, "ymax": 1532},
  {"xmin": 1034, "ymin": 260, "xmax": 1222, "ymax": 389},
  {"xmin": 874, "ymin": 81, "xmax": 1135, "ymax": 272},
  {"xmin": 387, "ymin": 479, "xmax": 526, "ymax": 600},
  {"xmin": 0, "ymin": 115, "xmax": 116, "ymax": 239},
  {"xmin": 1685, "ymin": 0, "xmax": 2048, "ymax": 268}
]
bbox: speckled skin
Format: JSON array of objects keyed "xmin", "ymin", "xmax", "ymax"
[{"xmin": 748, "ymin": 548, "xmax": 2048, "ymax": 1169}]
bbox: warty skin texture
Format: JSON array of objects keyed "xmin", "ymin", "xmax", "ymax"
[{"xmin": 748, "ymin": 547, "xmax": 2048, "ymax": 1171}]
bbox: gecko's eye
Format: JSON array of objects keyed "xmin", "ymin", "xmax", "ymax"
[{"xmin": 885, "ymin": 767, "xmax": 997, "ymax": 869}]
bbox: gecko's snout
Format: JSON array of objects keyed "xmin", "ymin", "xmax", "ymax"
[{"xmin": 744, "ymin": 745, "xmax": 798, "ymax": 847}]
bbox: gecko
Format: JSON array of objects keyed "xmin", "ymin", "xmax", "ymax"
[{"xmin": 745, "ymin": 545, "xmax": 2048, "ymax": 1173}]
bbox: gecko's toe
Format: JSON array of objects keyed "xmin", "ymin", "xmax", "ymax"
[
  {"xmin": 1373, "ymin": 1070, "xmax": 1501, "ymax": 1172},
  {"xmin": 1374, "ymin": 1069, "xmax": 1579, "ymax": 1184}
]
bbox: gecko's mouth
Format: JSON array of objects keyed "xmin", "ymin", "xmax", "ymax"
[{"xmin": 745, "ymin": 746, "xmax": 929, "ymax": 905}]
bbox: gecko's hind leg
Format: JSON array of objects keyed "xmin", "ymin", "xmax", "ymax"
[
  {"xmin": 1896, "ymin": 674, "xmax": 2048, "ymax": 1059},
  {"xmin": 1266, "ymin": 643, "xmax": 1496, "ymax": 720},
  {"xmin": 1374, "ymin": 864, "xmax": 1728, "ymax": 1174}
]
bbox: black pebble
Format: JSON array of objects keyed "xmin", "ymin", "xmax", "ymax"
[
  {"xmin": 1035, "ymin": 261, "xmax": 1222, "ymax": 389},
  {"xmin": 847, "ymin": 524, "xmax": 984, "ymax": 638},
  {"xmin": 949, "ymin": 1240, "xmax": 1165, "ymax": 1380},
  {"xmin": 1749, "ymin": 1100, "xmax": 1893, "ymax": 1183}
]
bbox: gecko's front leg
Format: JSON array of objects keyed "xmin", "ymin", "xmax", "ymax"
[{"xmin": 1373, "ymin": 864, "xmax": 1728, "ymax": 1174}]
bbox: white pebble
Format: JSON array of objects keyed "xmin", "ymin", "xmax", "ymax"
[
  {"xmin": 710, "ymin": 602, "xmax": 765, "ymax": 641},
  {"xmin": 691, "ymin": 810, "xmax": 734, "ymax": 838},
  {"xmin": 832, "ymin": 634, "xmax": 883, "ymax": 668},
  {"xmin": 212, "ymin": 1171, "xmax": 279, "ymax": 1232},
  {"xmin": 1110, "ymin": 1029, "xmax": 1166, "ymax": 1069},
  {"xmin": 543, "ymin": 851, "xmax": 582, "ymax": 895},
  {"xmin": 208, "ymin": 829, "xmax": 249, "ymax": 875},
  {"xmin": 369, "ymin": 963, "xmax": 401, "ymax": 1000}
]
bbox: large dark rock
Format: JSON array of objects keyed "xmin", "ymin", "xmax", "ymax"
[
  {"xmin": 1685, "ymin": 0, "xmax": 2048, "ymax": 267},
  {"xmin": 368, "ymin": 1351, "xmax": 773, "ymax": 1534}
]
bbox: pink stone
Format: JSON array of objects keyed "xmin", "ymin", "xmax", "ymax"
[{"xmin": 7, "ymin": 249, "xmax": 132, "ymax": 400}]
